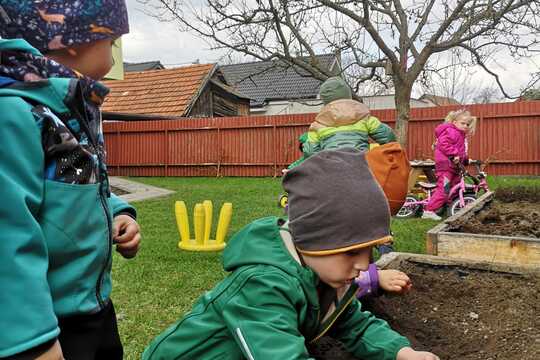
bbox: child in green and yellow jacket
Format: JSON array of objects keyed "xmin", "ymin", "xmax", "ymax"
[
  {"xmin": 288, "ymin": 76, "xmax": 396, "ymax": 170},
  {"xmin": 144, "ymin": 149, "xmax": 438, "ymax": 360}
]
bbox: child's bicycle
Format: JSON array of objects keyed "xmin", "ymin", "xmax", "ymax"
[{"xmin": 396, "ymin": 160, "xmax": 489, "ymax": 218}]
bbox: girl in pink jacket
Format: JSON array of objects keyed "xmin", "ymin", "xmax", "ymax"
[{"xmin": 422, "ymin": 110, "xmax": 477, "ymax": 220}]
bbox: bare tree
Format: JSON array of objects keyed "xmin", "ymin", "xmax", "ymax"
[
  {"xmin": 472, "ymin": 86, "xmax": 503, "ymax": 103},
  {"xmin": 141, "ymin": 0, "xmax": 540, "ymax": 145},
  {"xmin": 521, "ymin": 85, "xmax": 540, "ymax": 100},
  {"xmin": 418, "ymin": 50, "xmax": 480, "ymax": 104}
]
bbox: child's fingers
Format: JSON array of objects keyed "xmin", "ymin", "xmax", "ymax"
[
  {"xmin": 115, "ymin": 221, "xmax": 140, "ymax": 243},
  {"xmin": 112, "ymin": 221, "xmax": 121, "ymax": 239},
  {"xmin": 389, "ymin": 272, "xmax": 411, "ymax": 284},
  {"xmin": 390, "ymin": 279, "xmax": 409, "ymax": 289},
  {"xmin": 116, "ymin": 233, "xmax": 141, "ymax": 258}
]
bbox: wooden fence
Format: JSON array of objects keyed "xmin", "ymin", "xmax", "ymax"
[{"xmin": 104, "ymin": 101, "xmax": 540, "ymax": 177}]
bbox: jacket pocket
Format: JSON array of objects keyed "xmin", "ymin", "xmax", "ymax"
[{"xmin": 38, "ymin": 180, "xmax": 110, "ymax": 316}]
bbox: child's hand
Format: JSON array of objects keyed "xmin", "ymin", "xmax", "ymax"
[
  {"xmin": 396, "ymin": 347, "xmax": 440, "ymax": 360},
  {"xmin": 378, "ymin": 269, "xmax": 412, "ymax": 294},
  {"xmin": 113, "ymin": 214, "xmax": 141, "ymax": 259}
]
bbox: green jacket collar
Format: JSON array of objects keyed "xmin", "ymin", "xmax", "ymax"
[{"xmin": 223, "ymin": 217, "xmax": 319, "ymax": 298}]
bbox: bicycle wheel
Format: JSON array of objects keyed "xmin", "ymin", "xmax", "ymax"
[
  {"xmin": 278, "ymin": 193, "xmax": 288, "ymax": 208},
  {"xmin": 395, "ymin": 196, "xmax": 420, "ymax": 218},
  {"xmin": 448, "ymin": 195, "xmax": 476, "ymax": 216}
]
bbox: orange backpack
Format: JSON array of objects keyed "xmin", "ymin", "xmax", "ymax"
[{"xmin": 365, "ymin": 142, "xmax": 410, "ymax": 215}]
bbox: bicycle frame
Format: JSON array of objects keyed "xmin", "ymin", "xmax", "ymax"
[
  {"xmin": 453, "ymin": 162, "xmax": 489, "ymax": 205},
  {"xmin": 398, "ymin": 161, "xmax": 489, "ymax": 216}
]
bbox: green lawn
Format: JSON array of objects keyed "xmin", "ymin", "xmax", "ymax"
[{"xmin": 112, "ymin": 176, "xmax": 539, "ymax": 359}]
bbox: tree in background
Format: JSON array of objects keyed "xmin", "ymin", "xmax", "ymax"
[
  {"xmin": 143, "ymin": 0, "xmax": 540, "ymax": 145},
  {"xmin": 417, "ymin": 50, "xmax": 504, "ymax": 105},
  {"xmin": 472, "ymin": 86, "xmax": 504, "ymax": 104},
  {"xmin": 521, "ymin": 88, "xmax": 540, "ymax": 100}
]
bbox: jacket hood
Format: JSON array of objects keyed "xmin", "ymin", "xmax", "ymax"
[
  {"xmin": 311, "ymin": 99, "xmax": 370, "ymax": 131},
  {"xmin": 0, "ymin": 39, "xmax": 76, "ymax": 114},
  {"xmin": 435, "ymin": 122, "xmax": 462, "ymax": 137},
  {"xmin": 222, "ymin": 217, "xmax": 318, "ymax": 286},
  {"xmin": 319, "ymin": 76, "xmax": 352, "ymax": 105},
  {"xmin": 0, "ymin": 39, "xmax": 42, "ymax": 56}
]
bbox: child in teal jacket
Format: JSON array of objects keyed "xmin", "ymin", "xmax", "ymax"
[
  {"xmin": 0, "ymin": 1, "xmax": 140, "ymax": 359},
  {"xmin": 144, "ymin": 149, "xmax": 438, "ymax": 360}
]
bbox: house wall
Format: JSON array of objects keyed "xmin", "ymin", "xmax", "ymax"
[
  {"xmin": 250, "ymin": 99, "xmax": 323, "ymax": 115},
  {"xmin": 189, "ymin": 87, "xmax": 213, "ymax": 118},
  {"xmin": 189, "ymin": 84, "xmax": 250, "ymax": 117},
  {"xmin": 362, "ymin": 95, "xmax": 434, "ymax": 110},
  {"xmin": 212, "ymin": 90, "xmax": 250, "ymax": 117},
  {"xmin": 250, "ymin": 95, "xmax": 434, "ymax": 115}
]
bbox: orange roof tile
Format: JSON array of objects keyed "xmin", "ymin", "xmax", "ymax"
[{"xmin": 102, "ymin": 63, "xmax": 216, "ymax": 116}]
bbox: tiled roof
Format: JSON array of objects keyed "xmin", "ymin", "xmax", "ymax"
[
  {"xmin": 124, "ymin": 61, "xmax": 165, "ymax": 72},
  {"xmin": 102, "ymin": 63, "xmax": 215, "ymax": 116},
  {"xmin": 220, "ymin": 54, "xmax": 338, "ymax": 106}
]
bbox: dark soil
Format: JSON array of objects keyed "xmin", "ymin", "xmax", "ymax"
[
  {"xmin": 110, "ymin": 185, "xmax": 130, "ymax": 195},
  {"xmin": 308, "ymin": 261, "xmax": 540, "ymax": 360},
  {"xmin": 366, "ymin": 261, "xmax": 540, "ymax": 359},
  {"xmin": 495, "ymin": 186, "xmax": 540, "ymax": 203},
  {"xmin": 448, "ymin": 199, "xmax": 539, "ymax": 238}
]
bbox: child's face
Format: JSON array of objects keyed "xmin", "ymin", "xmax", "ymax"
[
  {"xmin": 47, "ymin": 38, "xmax": 115, "ymax": 80},
  {"xmin": 453, "ymin": 115, "xmax": 472, "ymax": 132},
  {"xmin": 303, "ymin": 247, "xmax": 372, "ymax": 288}
]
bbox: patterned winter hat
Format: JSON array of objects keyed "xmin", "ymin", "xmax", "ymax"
[{"xmin": 0, "ymin": 0, "xmax": 129, "ymax": 53}]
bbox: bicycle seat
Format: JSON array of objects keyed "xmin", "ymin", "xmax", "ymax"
[{"xmin": 418, "ymin": 181, "xmax": 437, "ymax": 189}]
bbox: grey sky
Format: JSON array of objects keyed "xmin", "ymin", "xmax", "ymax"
[
  {"xmin": 122, "ymin": 0, "xmax": 539, "ymax": 97},
  {"xmin": 123, "ymin": 0, "xmax": 230, "ymax": 67}
]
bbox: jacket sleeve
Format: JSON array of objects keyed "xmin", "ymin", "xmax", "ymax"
[
  {"xmin": 0, "ymin": 98, "xmax": 60, "ymax": 357},
  {"xmin": 301, "ymin": 131, "xmax": 321, "ymax": 159},
  {"xmin": 221, "ymin": 270, "xmax": 316, "ymax": 360},
  {"xmin": 437, "ymin": 129, "xmax": 459, "ymax": 158},
  {"xmin": 287, "ymin": 155, "xmax": 306, "ymax": 170},
  {"xmin": 108, "ymin": 193, "xmax": 137, "ymax": 219},
  {"xmin": 328, "ymin": 299, "xmax": 410, "ymax": 360},
  {"xmin": 365, "ymin": 116, "xmax": 397, "ymax": 144}
]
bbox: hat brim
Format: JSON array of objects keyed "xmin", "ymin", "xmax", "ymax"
[{"xmin": 296, "ymin": 235, "xmax": 392, "ymax": 256}]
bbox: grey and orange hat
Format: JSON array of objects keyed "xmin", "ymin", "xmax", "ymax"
[
  {"xmin": 282, "ymin": 148, "xmax": 393, "ymax": 256},
  {"xmin": 0, "ymin": 0, "xmax": 129, "ymax": 53}
]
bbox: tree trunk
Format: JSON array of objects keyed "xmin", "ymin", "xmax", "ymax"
[{"xmin": 394, "ymin": 83, "xmax": 412, "ymax": 147}]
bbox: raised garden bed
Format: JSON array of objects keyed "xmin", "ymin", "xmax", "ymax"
[
  {"xmin": 308, "ymin": 253, "xmax": 540, "ymax": 360},
  {"xmin": 427, "ymin": 188, "xmax": 540, "ymax": 266}
]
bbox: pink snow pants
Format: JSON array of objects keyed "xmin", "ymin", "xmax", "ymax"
[{"xmin": 425, "ymin": 170, "xmax": 460, "ymax": 212}]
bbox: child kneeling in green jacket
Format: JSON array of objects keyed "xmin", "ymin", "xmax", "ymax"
[{"xmin": 143, "ymin": 148, "xmax": 438, "ymax": 360}]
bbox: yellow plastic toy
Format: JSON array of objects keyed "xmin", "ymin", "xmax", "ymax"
[{"xmin": 175, "ymin": 200, "xmax": 233, "ymax": 251}]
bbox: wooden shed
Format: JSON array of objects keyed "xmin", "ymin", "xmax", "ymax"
[{"xmin": 102, "ymin": 63, "xmax": 250, "ymax": 119}]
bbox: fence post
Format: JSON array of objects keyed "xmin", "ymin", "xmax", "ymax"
[
  {"xmin": 116, "ymin": 130, "xmax": 121, "ymax": 175},
  {"xmin": 273, "ymin": 118, "xmax": 277, "ymax": 177},
  {"xmin": 165, "ymin": 129, "xmax": 169, "ymax": 177},
  {"xmin": 216, "ymin": 123, "xmax": 221, "ymax": 177}
]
